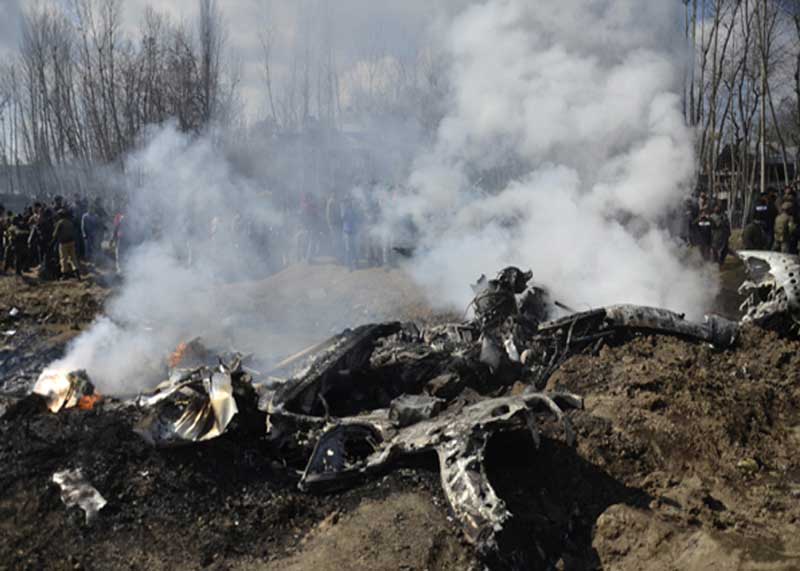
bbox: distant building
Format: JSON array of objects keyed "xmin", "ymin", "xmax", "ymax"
[{"xmin": 711, "ymin": 144, "xmax": 797, "ymax": 196}]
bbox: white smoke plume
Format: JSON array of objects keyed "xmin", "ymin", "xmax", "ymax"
[
  {"xmin": 400, "ymin": 0, "xmax": 714, "ymax": 316},
  {"xmin": 47, "ymin": 124, "xmax": 285, "ymax": 395},
  {"xmin": 44, "ymin": 0, "xmax": 713, "ymax": 396}
]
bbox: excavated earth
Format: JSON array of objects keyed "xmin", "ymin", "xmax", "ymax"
[{"xmin": 2, "ymin": 261, "xmax": 800, "ymax": 570}]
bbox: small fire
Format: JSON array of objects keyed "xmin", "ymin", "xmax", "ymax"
[
  {"xmin": 169, "ymin": 341, "xmax": 189, "ymax": 368},
  {"xmin": 168, "ymin": 338, "xmax": 209, "ymax": 369},
  {"xmin": 78, "ymin": 394, "xmax": 103, "ymax": 411}
]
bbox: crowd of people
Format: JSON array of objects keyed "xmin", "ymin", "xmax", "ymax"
[
  {"xmin": 290, "ymin": 190, "xmax": 410, "ymax": 272},
  {"xmin": 0, "ymin": 196, "xmax": 108, "ymax": 280},
  {"xmin": 741, "ymin": 186, "xmax": 800, "ymax": 254},
  {"xmin": 683, "ymin": 185, "xmax": 800, "ymax": 266},
  {"xmin": 0, "ymin": 186, "xmax": 413, "ymax": 281},
  {"xmin": 11, "ymin": 182, "xmax": 796, "ymax": 282},
  {"xmin": 683, "ymin": 192, "xmax": 732, "ymax": 266}
]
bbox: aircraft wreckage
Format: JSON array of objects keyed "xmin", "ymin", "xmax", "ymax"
[
  {"xmin": 17, "ymin": 255, "xmax": 799, "ymax": 561},
  {"xmin": 737, "ymin": 251, "xmax": 800, "ymax": 334}
]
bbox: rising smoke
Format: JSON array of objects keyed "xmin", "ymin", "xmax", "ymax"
[
  {"xmin": 47, "ymin": 0, "xmax": 713, "ymax": 396},
  {"xmin": 48, "ymin": 124, "xmax": 284, "ymax": 395},
  {"xmin": 401, "ymin": 0, "xmax": 713, "ymax": 315}
]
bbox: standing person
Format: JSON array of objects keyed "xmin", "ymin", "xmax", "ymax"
[
  {"xmin": 74, "ymin": 197, "xmax": 88, "ymax": 259},
  {"xmin": 38, "ymin": 208, "xmax": 59, "ymax": 279},
  {"xmin": 680, "ymin": 197, "xmax": 697, "ymax": 246},
  {"xmin": 29, "ymin": 206, "xmax": 55, "ymax": 274},
  {"xmin": 81, "ymin": 206, "xmax": 99, "ymax": 262},
  {"xmin": 341, "ymin": 196, "xmax": 361, "ymax": 271},
  {"xmin": 27, "ymin": 203, "xmax": 44, "ymax": 267},
  {"xmin": 698, "ymin": 191, "xmax": 709, "ymax": 214},
  {"xmin": 742, "ymin": 219, "xmax": 767, "ymax": 250},
  {"xmin": 695, "ymin": 209, "xmax": 713, "ymax": 261},
  {"xmin": 325, "ymin": 191, "xmax": 342, "ymax": 262},
  {"xmin": 112, "ymin": 212, "xmax": 125, "ymax": 274},
  {"xmin": 772, "ymin": 201, "xmax": 797, "ymax": 254},
  {"xmin": 766, "ymin": 191, "xmax": 779, "ymax": 248},
  {"xmin": 710, "ymin": 204, "xmax": 731, "ymax": 267},
  {"xmin": 300, "ymin": 193, "xmax": 321, "ymax": 263},
  {"xmin": 20, "ymin": 208, "xmax": 34, "ymax": 272},
  {"xmin": 782, "ymin": 187, "xmax": 797, "ymax": 218},
  {"xmin": 752, "ymin": 192, "xmax": 773, "ymax": 246},
  {"xmin": 3, "ymin": 215, "xmax": 29, "ymax": 276},
  {"xmin": 753, "ymin": 192, "xmax": 769, "ymax": 223},
  {"xmin": 52, "ymin": 209, "xmax": 81, "ymax": 279},
  {"xmin": 365, "ymin": 194, "xmax": 382, "ymax": 267}
]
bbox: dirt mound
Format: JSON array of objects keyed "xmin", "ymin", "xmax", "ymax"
[
  {"xmin": 208, "ymin": 262, "xmax": 451, "ymax": 359},
  {"xmin": 538, "ymin": 327, "xmax": 800, "ymax": 569}
]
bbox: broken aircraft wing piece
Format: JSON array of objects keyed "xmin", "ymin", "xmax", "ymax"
[
  {"xmin": 535, "ymin": 304, "xmax": 739, "ymax": 349},
  {"xmin": 603, "ymin": 305, "xmax": 739, "ymax": 348}
]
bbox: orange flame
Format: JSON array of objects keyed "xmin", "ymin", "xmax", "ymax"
[
  {"xmin": 78, "ymin": 394, "xmax": 103, "ymax": 411},
  {"xmin": 169, "ymin": 342, "xmax": 189, "ymax": 368}
]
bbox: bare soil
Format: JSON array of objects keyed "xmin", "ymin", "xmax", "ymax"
[
  {"xmin": 0, "ymin": 273, "xmax": 108, "ymax": 396},
  {"xmin": 1, "ymin": 260, "xmax": 800, "ymax": 570}
]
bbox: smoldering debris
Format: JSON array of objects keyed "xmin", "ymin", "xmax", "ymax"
[
  {"xmin": 19, "ymin": 267, "xmax": 749, "ymax": 562},
  {"xmin": 134, "ymin": 361, "xmax": 240, "ymax": 447},
  {"xmin": 260, "ymin": 267, "xmax": 739, "ymax": 555},
  {"xmin": 294, "ymin": 389, "xmax": 583, "ymax": 554},
  {"xmin": 32, "ymin": 369, "xmax": 98, "ymax": 413}
]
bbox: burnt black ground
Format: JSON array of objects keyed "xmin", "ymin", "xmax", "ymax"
[{"xmin": 0, "ymin": 400, "xmax": 474, "ymax": 571}]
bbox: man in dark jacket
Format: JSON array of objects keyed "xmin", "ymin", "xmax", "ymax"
[
  {"xmin": 710, "ymin": 204, "xmax": 731, "ymax": 266},
  {"xmin": 753, "ymin": 191, "xmax": 778, "ymax": 248},
  {"xmin": 81, "ymin": 206, "xmax": 104, "ymax": 262},
  {"xmin": 4, "ymin": 215, "xmax": 29, "ymax": 276},
  {"xmin": 53, "ymin": 209, "xmax": 81, "ymax": 279},
  {"xmin": 695, "ymin": 209, "xmax": 714, "ymax": 261}
]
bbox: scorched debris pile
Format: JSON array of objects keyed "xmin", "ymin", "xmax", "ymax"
[{"xmin": 3, "ymin": 257, "xmax": 800, "ymax": 569}]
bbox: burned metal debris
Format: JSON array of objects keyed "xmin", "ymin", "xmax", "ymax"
[
  {"xmin": 737, "ymin": 251, "xmax": 800, "ymax": 335},
  {"xmin": 259, "ymin": 267, "xmax": 739, "ymax": 555},
  {"xmin": 52, "ymin": 469, "xmax": 107, "ymax": 524},
  {"xmin": 25, "ymin": 266, "xmax": 744, "ymax": 559},
  {"xmin": 33, "ymin": 369, "xmax": 97, "ymax": 413},
  {"xmin": 296, "ymin": 389, "xmax": 583, "ymax": 553},
  {"xmin": 134, "ymin": 360, "xmax": 240, "ymax": 446}
]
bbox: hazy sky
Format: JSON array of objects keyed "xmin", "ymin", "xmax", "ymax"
[
  {"xmin": 0, "ymin": 0, "xmax": 461, "ymax": 115},
  {"xmin": 0, "ymin": 0, "xmax": 21, "ymax": 56},
  {"xmin": 118, "ymin": 0, "xmax": 464, "ymax": 118}
]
